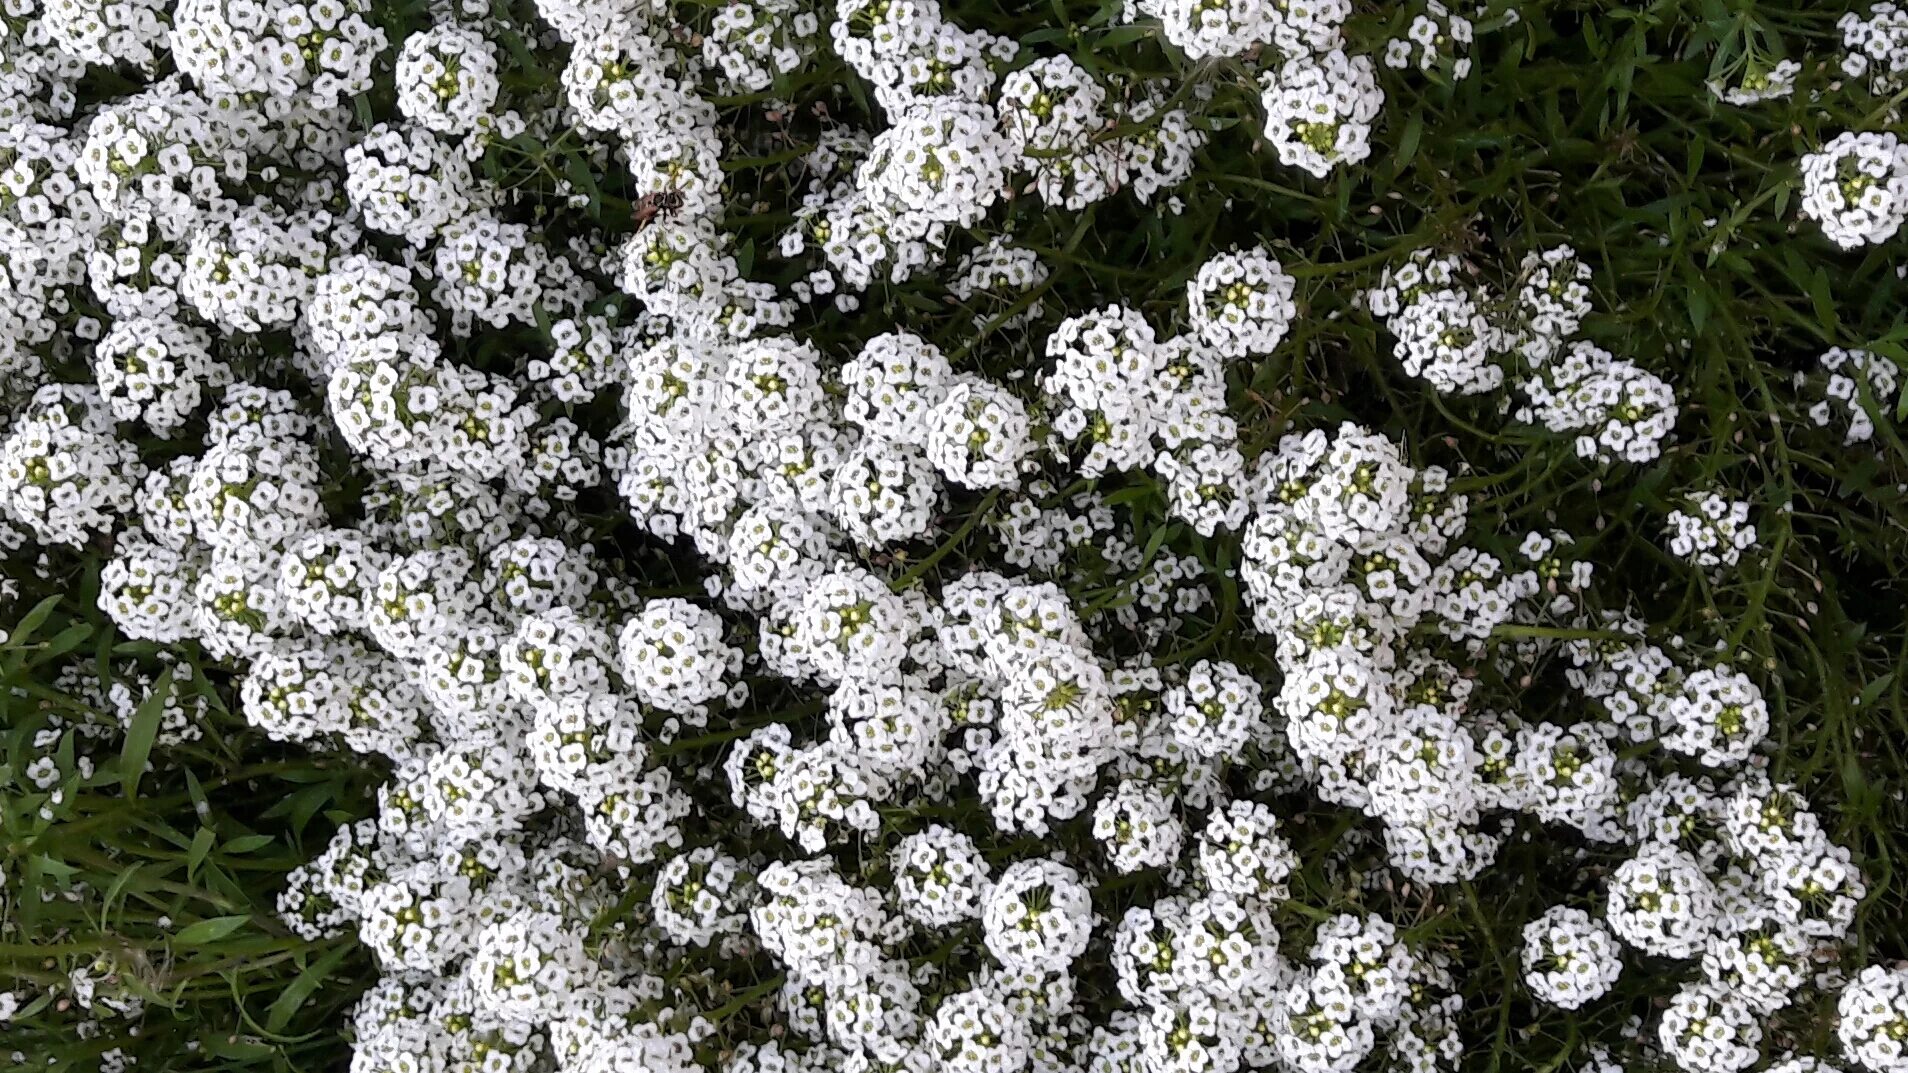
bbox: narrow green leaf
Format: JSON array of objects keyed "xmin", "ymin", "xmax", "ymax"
[
  {"xmin": 1138, "ymin": 521, "xmax": 1177, "ymax": 570},
  {"xmin": 5, "ymin": 594, "xmax": 63, "ymax": 650},
  {"xmin": 32, "ymin": 853, "xmax": 80, "ymax": 882},
  {"xmin": 1808, "ymin": 268, "xmax": 1841, "ymax": 336},
  {"xmin": 266, "ymin": 941, "xmax": 356, "ymax": 1033},
  {"xmin": 172, "ymin": 914, "xmax": 252, "ymax": 946},
  {"xmin": 1858, "ymin": 672, "xmax": 1896, "ymax": 709},
  {"xmin": 221, "ymin": 833, "xmax": 277, "ymax": 855},
  {"xmin": 1094, "ymin": 24, "xmax": 1153, "ymax": 48},
  {"xmin": 119, "ymin": 667, "xmax": 174, "ymax": 799},
  {"xmin": 102, "ymin": 861, "xmax": 147, "ymax": 921},
  {"xmin": 187, "ymin": 826, "xmax": 216, "ymax": 876},
  {"xmin": 200, "ymin": 1034, "xmax": 277, "ymax": 1061},
  {"xmin": 1395, "ymin": 114, "xmax": 1424, "ymax": 174},
  {"xmin": 287, "ymin": 783, "xmax": 340, "ymax": 838},
  {"xmin": 28, "ymin": 622, "xmax": 96, "ymax": 667}
]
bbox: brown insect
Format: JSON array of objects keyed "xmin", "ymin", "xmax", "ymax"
[{"xmin": 632, "ymin": 190, "xmax": 686, "ymax": 231}]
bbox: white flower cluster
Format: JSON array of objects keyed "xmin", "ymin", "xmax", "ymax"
[
  {"xmin": 702, "ymin": 0, "xmax": 821, "ymax": 93},
  {"xmin": 1259, "ymin": 50, "xmax": 1386, "ymax": 179},
  {"xmin": 1809, "ymin": 346, "xmax": 1902, "ymax": 444},
  {"xmin": 1665, "ymin": 492, "xmax": 1758, "ymax": 569},
  {"xmin": 1659, "ymin": 982, "xmax": 1764, "ymax": 1073},
  {"xmin": 1126, "ymin": 0, "xmax": 1493, "ymax": 178},
  {"xmin": 1034, "ymin": 278, "xmax": 1268, "ymax": 536},
  {"xmin": 1188, "ymin": 248, "xmax": 1299, "ymax": 361},
  {"xmin": 1841, "ymin": 2, "xmax": 1908, "ymax": 94},
  {"xmin": 2, "ymin": 385, "xmax": 144, "ymax": 547},
  {"xmin": 1518, "ymin": 339, "xmax": 1678, "ymax": 465},
  {"xmin": 1842, "ymin": 965, "xmax": 1908, "ymax": 1073},
  {"xmin": 1383, "ymin": 1, "xmax": 1477, "ymax": 80},
  {"xmin": 1367, "ymin": 251, "xmax": 1508, "ymax": 395},
  {"xmin": 1801, "ymin": 131, "xmax": 1908, "ymax": 249},
  {"xmin": 395, "ymin": 24, "xmax": 504, "ymax": 139},
  {"xmin": 950, "ymin": 237, "xmax": 1051, "ymax": 329},
  {"xmin": 171, "ymin": 0, "xmax": 385, "ymax": 106},
  {"xmin": 1520, "ymin": 906, "xmax": 1622, "ymax": 1010},
  {"xmin": 1594, "ymin": 766, "xmax": 1867, "ymax": 1070},
  {"xmin": 1710, "ymin": 58, "xmax": 1800, "ymax": 104},
  {"xmin": 1367, "ymin": 243, "xmax": 1677, "ymax": 464},
  {"xmin": 783, "ymin": 0, "xmax": 1206, "ymax": 302},
  {"xmin": 0, "ymin": 4, "xmax": 1881, "ymax": 1073},
  {"xmin": 1513, "ymin": 245, "xmax": 1595, "ymax": 363},
  {"xmin": 1228, "ymin": 419, "xmax": 1865, "ymax": 1072},
  {"xmin": 1129, "ymin": 0, "xmax": 1347, "ymax": 60}
]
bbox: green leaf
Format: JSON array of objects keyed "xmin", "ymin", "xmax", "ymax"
[
  {"xmin": 187, "ymin": 826, "xmax": 216, "ymax": 876},
  {"xmin": 5, "ymin": 594, "xmax": 63, "ymax": 650},
  {"xmin": 1808, "ymin": 268, "xmax": 1841, "ymax": 336},
  {"xmin": 222, "ymin": 833, "xmax": 277, "ymax": 855},
  {"xmin": 200, "ymin": 1035, "xmax": 277, "ymax": 1061},
  {"xmin": 1094, "ymin": 24, "xmax": 1154, "ymax": 48},
  {"xmin": 1138, "ymin": 520, "xmax": 1176, "ymax": 568},
  {"xmin": 1395, "ymin": 114, "xmax": 1424, "ymax": 174},
  {"xmin": 1686, "ymin": 281, "xmax": 1709, "ymax": 335},
  {"xmin": 102, "ymin": 858, "xmax": 145, "ymax": 906},
  {"xmin": 1842, "ymin": 753, "xmax": 1880, "ymax": 817},
  {"xmin": 266, "ymin": 941, "xmax": 357, "ymax": 1033},
  {"xmin": 1857, "ymin": 672, "xmax": 1896, "ymax": 709},
  {"xmin": 184, "ymin": 765, "xmax": 209, "ymax": 814},
  {"xmin": 28, "ymin": 622, "xmax": 95, "ymax": 666},
  {"xmin": 172, "ymin": 914, "xmax": 252, "ymax": 946},
  {"xmin": 119, "ymin": 667, "xmax": 174, "ymax": 799},
  {"xmin": 280, "ymin": 783, "xmax": 340, "ymax": 838},
  {"xmin": 32, "ymin": 853, "xmax": 80, "ymax": 883}
]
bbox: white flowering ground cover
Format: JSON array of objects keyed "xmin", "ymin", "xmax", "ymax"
[{"xmin": 5, "ymin": 1, "xmax": 1908, "ymax": 1073}]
